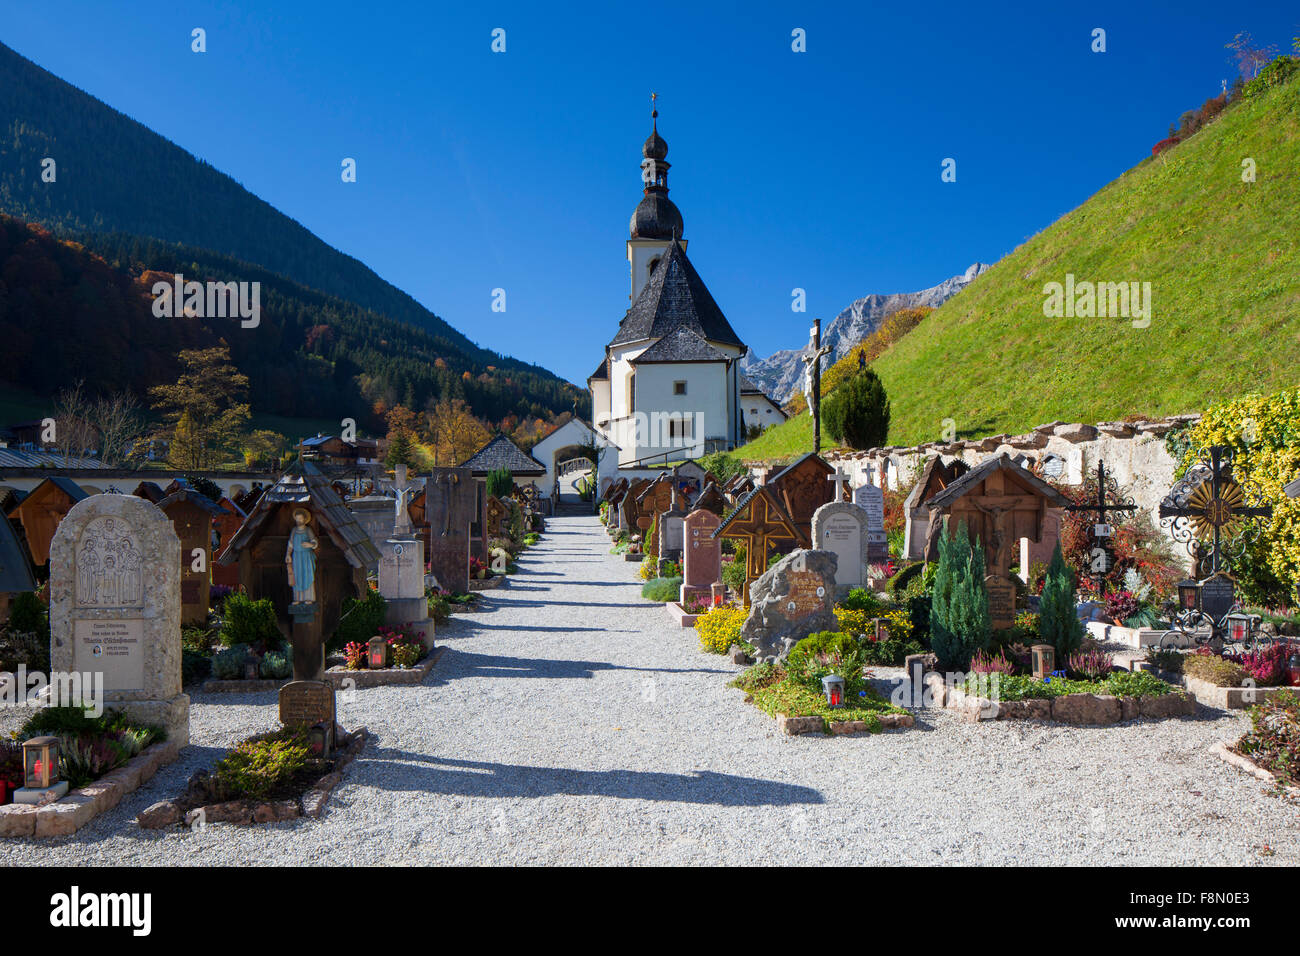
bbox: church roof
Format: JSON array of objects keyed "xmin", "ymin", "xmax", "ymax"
[
  {"xmin": 630, "ymin": 326, "xmax": 730, "ymax": 364},
  {"xmin": 609, "ymin": 240, "xmax": 744, "ymax": 351},
  {"xmin": 458, "ymin": 435, "xmax": 546, "ymax": 477},
  {"xmin": 630, "ymin": 193, "xmax": 684, "ymax": 241},
  {"xmin": 588, "ymin": 358, "xmax": 609, "ymax": 382}
]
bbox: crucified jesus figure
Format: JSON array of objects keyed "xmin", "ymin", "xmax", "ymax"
[{"xmin": 973, "ymin": 502, "xmax": 1015, "ymax": 575}]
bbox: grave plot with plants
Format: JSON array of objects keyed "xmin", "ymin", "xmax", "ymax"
[
  {"xmin": 201, "ymin": 591, "xmax": 296, "ymax": 689},
  {"xmin": 137, "ymin": 724, "xmax": 369, "ymax": 830},
  {"xmin": 1214, "ymin": 689, "xmax": 1300, "ymax": 797}
]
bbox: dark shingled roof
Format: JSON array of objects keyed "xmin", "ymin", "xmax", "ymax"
[
  {"xmin": 629, "ymin": 192, "xmax": 684, "ymax": 241},
  {"xmin": 588, "ymin": 358, "xmax": 609, "ymax": 382},
  {"xmin": 458, "ymin": 435, "xmax": 546, "ymax": 477},
  {"xmin": 1286, "ymin": 476, "xmax": 1300, "ymax": 498},
  {"xmin": 0, "ymin": 512, "xmax": 35, "ymax": 595},
  {"xmin": 925, "ymin": 453, "xmax": 1071, "ymax": 510},
  {"xmin": 609, "ymin": 240, "xmax": 744, "ymax": 350},
  {"xmin": 217, "ymin": 462, "xmax": 381, "ymax": 569},
  {"xmin": 630, "ymin": 326, "xmax": 730, "ymax": 364},
  {"xmin": 158, "ymin": 488, "xmax": 228, "ymax": 517}
]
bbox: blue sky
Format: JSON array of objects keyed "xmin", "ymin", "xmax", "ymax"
[{"xmin": 4, "ymin": 1, "xmax": 1295, "ymax": 385}]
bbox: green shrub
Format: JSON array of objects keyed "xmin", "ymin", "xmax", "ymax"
[
  {"xmin": 211, "ymin": 644, "xmax": 251, "ymax": 680},
  {"xmin": 391, "ymin": 642, "xmax": 422, "ymax": 668},
  {"xmin": 886, "ymin": 563, "xmax": 924, "ymax": 597},
  {"xmin": 182, "ymin": 648, "xmax": 211, "ymax": 686},
  {"xmin": 219, "ymin": 592, "xmax": 281, "ymax": 651},
  {"xmin": 930, "ymin": 522, "xmax": 990, "ymax": 670},
  {"xmin": 212, "ymin": 729, "xmax": 313, "ymax": 799},
  {"xmin": 839, "ymin": 588, "xmax": 885, "ymax": 614},
  {"xmin": 1244, "ymin": 55, "xmax": 1298, "ymax": 98},
  {"xmin": 1039, "ymin": 544, "xmax": 1084, "ymax": 660},
  {"xmin": 1145, "ymin": 648, "xmax": 1185, "ymax": 673},
  {"xmin": 486, "ymin": 466, "xmax": 513, "ymax": 500},
  {"xmin": 861, "ymin": 636, "xmax": 924, "ymax": 666},
  {"xmin": 641, "ymin": 576, "xmax": 683, "ymax": 603},
  {"xmin": 822, "ymin": 369, "xmax": 890, "ymax": 450},
  {"xmin": 330, "ymin": 588, "xmax": 387, "ymax": 651},
  {"xmin": 1236, "ymin": 689, "xmax": 1299, "ymax": 787},
  {"xmin": 259, "ymin": 649, "xmax": 292, "ymax": 679},
  {"xmin": 785, "ymin": 632, "xmax": 869, "ymax": 694},
  {"xmin": 697, "ymin": 451, "xmax": 748, "ymax": 483},
  {"xmin": 426, "ymin": 588, "xmax": 451, "ymax": 623},
  {"xmin": 728, "ymin": 661, "xmax": 782, "ymax": 693},
  {"xmin": 721, "ymin": 554, "xmax": 747, "ymax": 595},
  {"xmin": 2, "ymin": 592, "xmax": 51, "ymax": 671},
  {"xmin": 906, "ymin": 594, "xmax": 932, "ymax": 646}
]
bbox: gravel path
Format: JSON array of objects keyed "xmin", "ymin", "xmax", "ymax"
[{"xmin": 4, "ymin": 515, "xmax": 1297, "ymax": 865}]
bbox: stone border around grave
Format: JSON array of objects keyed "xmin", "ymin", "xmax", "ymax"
[
  {"xmin": 137, "ymin": 728, "xmax": 369, "ymax": 829},
  {"xmin": 664, "ymin": 602, "xmax": 701, "ymax": 628},
  {"xmin": 924, "ymin": 672, "xmax": 1195, "ymax": 724},
  {"xmin": 1085, "ymin": 621, "xmax": 1169, "ymax": 649},
  {"xmin": 1210, "ymin": 741, "xmax": 1300, "ymax": 798},
  {"xmin": 324, "ymin": 645, "xmax": 445, "ymax": 687},
  {"xmin": 1156, "ymin": 670, "xmax": 1297, "ymax": 711},
  {"xmin": 775, "ymin": 712, "xmax": 915, "ymax": 736},
  {"xmin": 0, "ymin": 741, "xmax": 181, "ymax": 838},
  {"xmin": 469, "ymin": 575, "xmax": 507, "ymax": 591}
]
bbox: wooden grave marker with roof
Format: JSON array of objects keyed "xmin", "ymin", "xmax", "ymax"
[
  {"xmin": 158, "ymin": 488, "xmax": 228, "ymax": 625},
  {"xmin": 711, "ymin": 485, "xmax": 807, "ymax": 607},
  {"xmin": 621, "ymin": 478, "xmax": 652, "ymax": 542},
  {"xmin": 691, "ymin": 481, "xmax": 728, "ymax": 517},
  {"xmin": 766, "ymin": 453, "xmax": 844, "ymax": 543},
  {"xmin": 217, "ymin": 464, "xmax": 379, "ymax": 680},
  {"xmin": 211, "ymin": 496, "xmax": 247, "ymax": 589},
  {"xmin": 636, "ymin": 473, "xmax": 677, "ymax": 558},
  {"xmin": 6, "ymin": 477, "xmax": 87, "ymax": 568},
  {"xmin": 923, "ymin": 453, "xmax": 1071, "ymax": 629},
  {"xmin": 902, "ymin": 456, "xmax": 970, "ymax": 560}
]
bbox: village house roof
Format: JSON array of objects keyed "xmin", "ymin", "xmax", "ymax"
[
  {"xmin": 217, "ymin": 463, "xmax": 380, "ymax": 569},
  {"xmin": 458, "ymin": 435, "xmax": 547, "ymax": 477},
  {"xmin": 608, "ymin": 240, "xmax": 745, "ymax": 352}
]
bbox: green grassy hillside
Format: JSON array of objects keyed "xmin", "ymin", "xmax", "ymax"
[
  {"xmin": 739, "ymin": 71, "xmax": 1300, "ymax": 462},
  {"xmin": 873, "ymin": 72, "xmax": 1300, "ymax": 445}
]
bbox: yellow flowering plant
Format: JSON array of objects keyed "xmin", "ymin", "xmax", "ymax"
[{"xmin": 694, "ymin": 605, "xmax": 747, "ymax": 654}]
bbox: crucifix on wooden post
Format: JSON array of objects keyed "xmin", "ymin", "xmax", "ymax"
[
  {"xmin": 1065, "ymin": 460, "xmax": 1137, "ymax": 597},
  {"xmin": 801, "ymin": 319, "xmax": 833, "ymax": 454},
  {"xmin": 712, "ymin": 486, "xmax": 804, "ymax": 608}
]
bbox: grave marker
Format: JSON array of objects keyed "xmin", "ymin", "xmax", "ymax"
[
  {"xmin": 811, "ymin": 501, "xmax": 868, "ymax": 594},
  {"xmin": 49, "ymin": 494, "xmax": 190, "ymax": 745},
  {"xmin": 852, "ymin": 481, "xmax": 888, "ymax": 563},
  {"xmin": 681, "ymin": 508, "xmax": 722, "ymax": 606}
]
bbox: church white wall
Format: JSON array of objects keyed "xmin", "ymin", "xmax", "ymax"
[
  {"xmin": 617, "ymin": 362, "xmax": 727, "ymax": 463},
  {"xmin": 591, "ymin": 379, "xmax": 611, "ymax": 427},
  {"xmin": 627, "ymin": 238, "xmax": 685, "ymax": 300}
]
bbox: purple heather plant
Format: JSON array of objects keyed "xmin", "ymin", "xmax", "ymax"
[
  {"xmin": 970, "ymin": 648, "xmax": 1016, "ymax": 675},
  {"xmin": 1067, "ymin": 648, "xmax": 1115, "ymax": 681}
]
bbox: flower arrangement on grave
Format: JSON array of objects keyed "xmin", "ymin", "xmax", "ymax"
[
  {"xmin": 344, "ymin": 641, "xmax": 367, "ymax": 670},
  {"xmin": 694, "ymin": 605, "xmax": 747, "ymax": 654},
  {"xmin": 1067, "ymin": 648, "xmax": 1116, "ymax": 681},
  {"xmin": 470, "ymin": 556, "xmax": 489, "ymax": 580},
  {"xmin": 970, "ymin": 648, "xmax": 1016, "ymax": 675},
  {"xmin": 16, "ymin": 706, "xmax": 163, "ymax": 790}
]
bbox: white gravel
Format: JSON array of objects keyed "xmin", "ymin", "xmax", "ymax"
[{"xmin": 2, "ymin": 514, "xmax": 1297, "ymax": 866}]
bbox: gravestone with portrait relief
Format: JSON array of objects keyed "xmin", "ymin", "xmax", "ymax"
[{"xmin": 49, "ymin": 494, "xmax": 190, "ymax": 745}]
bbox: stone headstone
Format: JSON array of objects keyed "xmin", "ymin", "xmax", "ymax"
[
  {"xmin": 49, "ymin": 494, "xmax": 190, "ymax": 746},
  {"xmin": 811, "ymin": 501, "xmax": 868, "ymax": 595},
  {"xmin": 278, "ymin": 679, "xmax": 335, "ymax": 728},
  {"xmin": 347, "ymin": 496, "xmax": 399, "ymax": 557},
  {"xmin": 659, "ymin": 508, "xmax": 686, "ymax": 563},
  {"xmin": 423, "ymin": 467, "xmax": 475, "ymax": 594},
  {"xmin": 379, "ymin": 535, "xmax": 431, "ymax": 639},
  {"xmin": 853, "ymin": 482, "xmax": 888, "ymax": 563},
  {"xmin": 680, "ymin": 509, "xmax": 722, "ymax": 606},
  {"xmin": 740, "ymin": 549, "xmax": 838, "ymax": 662}
]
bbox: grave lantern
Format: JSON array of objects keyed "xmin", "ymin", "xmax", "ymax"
[
  {"xmin": 244, "ymin": 659, "xmax": 259, "ymax": 681},
  {"xmin": 367, "ymin": 635, "xmax": 390, "ymax": 669},
  {"xmin": 23, "ymin": 736, "xmax": 60, "ymax": 790},
  {"xmin": 821, "ymin": 674, "xmax": 845, "ymax": 708},
  {"xmin": 1225, "ymin": 612, "xmax": 1252, "ymax": 645},
  {"xmin": 308, "ymin": 721, "xmax": 332, "ymax": 758},
  {"xmin": 1031, "ymin": 644, "xmax": 1055, "ymax": 681},
  {"xmin": 1177, "ymin": 579, "xmax": 1202, "ymax": 613}
]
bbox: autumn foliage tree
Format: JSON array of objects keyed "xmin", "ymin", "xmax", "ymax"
[{"xmin": 149, "ymin": 345, "xmax": 251, "ymax": 470}]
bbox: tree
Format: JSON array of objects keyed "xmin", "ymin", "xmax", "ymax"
[
  {"xmin": 822, "ymin": 369, "xmax": 890, "ymax": 450},
  {"xmin": 243, "ymin": 429, "xmax": 288, "ymax": 469},
  {"xmin": 149, "ymin": 346, "xmax": 251, "ymax": 470},
  {"xmin": 50, "ymin": 381, "xmax": 100, "ymax": 461},
  {"xmin": 486, "ymin": 466, "xmax": 513, "ymax": 499},
  {"xmin": 930, "ymin": 521, "xmax": 991, "ymax": 670},
  {"xmin": 384, "ymin": 404, "xmax": 425, "ymax": 470},
  {"xmin": 1226, "ymin": 32, "xmax": 1277, "ymax": 79},
  {"xmin": 1039, "ymin": 543, "xmax": 1084, "ymax": 660},
  {"xmin": 428, "ymin": 397, "xmax": 490, "ymax": 466},
  {"xmin": 92, "ymin": 390, "xmax": 146, "ymax": 468}
]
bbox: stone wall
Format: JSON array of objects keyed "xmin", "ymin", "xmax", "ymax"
[{"xmin": 754, "ymin": 414, "xmax": 1201, "ymax": 565}]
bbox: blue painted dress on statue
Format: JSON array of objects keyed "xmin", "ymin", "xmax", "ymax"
[{"xmin": 288, "ymin": 524, "xmax": 317, "ymax": 603}]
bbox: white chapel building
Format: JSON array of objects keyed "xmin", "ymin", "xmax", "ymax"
[{"xmin": 588, "ymin": 108, "xmax": 752, "ymax": 468}]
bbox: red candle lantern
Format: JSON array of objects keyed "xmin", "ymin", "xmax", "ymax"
[
  {"xmin": 368, "ymin": 635, "xmax": 390, "ymax": 669},
  {"xmin": 22, "ymin": 737, "xmax": 60, "ymax": 790},
  {"xmin": 822, "ymin": 674, "xmax": 845, "ymax": 708},
  {"xmin": 1225, "ymin": 613, "xmax": 1251, "ymax": 645},
  {"xmin": 1177, "ymin": 579, "xmax": 1201, "ymax": 613}
]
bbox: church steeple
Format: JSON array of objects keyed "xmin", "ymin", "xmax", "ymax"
[{"xmin": 641, "ymin": 93, "xmax": 670, "ymax": 194}]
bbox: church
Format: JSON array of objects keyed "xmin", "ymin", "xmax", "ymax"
[{"xmin": 588, "ymin": 106, "xmax": 752, "ymax": 468}]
